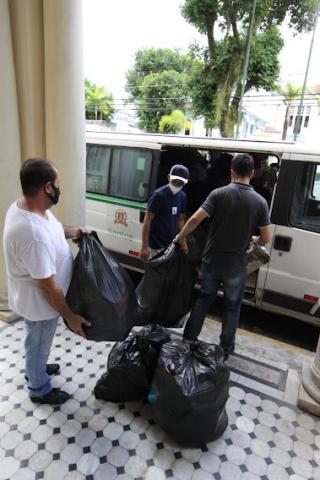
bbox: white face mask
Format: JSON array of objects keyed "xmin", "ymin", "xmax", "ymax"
[{"xmin": 169, "ymin": 183, "xmax": 183, "ymax": 195}]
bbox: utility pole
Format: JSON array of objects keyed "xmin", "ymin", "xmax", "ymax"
[
  {"xmin": 293, "ymin": 1, "xmax": 320, "ymax": 141},
  {"xmin": 236, "ymin": 0, "xmax": 257, "ymax": 138}
]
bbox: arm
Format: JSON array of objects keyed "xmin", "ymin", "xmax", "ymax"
[
  {"xmin": 178, "ymin": 213, "xmax": 186, "ymax": 232},
  {"xmin": 37, "ymin": 275, "xmax": 91, "ymax": 338},
  {"xmin": 174, "ymin": 208, "xmax": 209, "ymax": 244},
  {"xmin": 251, "ymin": 200, "xmax": 271, "ymax": 246},
  {"xmin": 140, "ymin": 211, "xmax": 155, "ymax": 262},
  {"xmin": 251, "ymin": 225, "xmax": 272, "ymax": 246},
  {"xmin": 178, "ymin": 213, "xmax": 188, "ymax": 253},
  {"xmin": 63, "ymin": 226, "xmax": 91, "ymax": 239}
]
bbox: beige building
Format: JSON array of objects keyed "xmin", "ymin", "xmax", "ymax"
[{"xmin": 0, "ymin": 0, "xmax": 86, "ymax": 317}]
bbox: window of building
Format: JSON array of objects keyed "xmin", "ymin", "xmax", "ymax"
[
  {"xmin": 304, "ymin": 115, "xmax": 310, "ymax": 128},
  {"xmin": 109, "ymin": 148, "xmax": 152, "ymax": 201},
  {"xmin": 289, "ymin": 115, "xmax": 293, "ymax": 127},
  {"xmin": 86, "ymin": 145, "xmax": 111, "ymax": 194}
]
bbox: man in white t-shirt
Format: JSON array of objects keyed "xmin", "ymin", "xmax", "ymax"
[{"xmin": 3, "ymin": 158, "xmax": 91, "ymax": 405}]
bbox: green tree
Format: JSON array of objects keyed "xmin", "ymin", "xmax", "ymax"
[
  {"xmin": 85, "ymin": 79, "xmax": 115, "ymax": 122},
  {"xmin": 181, "ymin": 0, "xmax": 318, "ymax": 137},
  {"xmin": 159, "ymin": 110, "xmax": 191, "ymax": 134},
  {"xmin": 126, "ymin": 49, "xmax": 192, "ymax": 132},
  {"xmin": 277, "ymin": 82, "xmax": 302, "ymax": 140}
]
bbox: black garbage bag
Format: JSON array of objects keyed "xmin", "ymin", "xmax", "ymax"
[
  {"xmin": 136, "ymin": 244, "xmax": 197, "ymax": 327},
  {"xmin": 149, "ymin": 339, "xmax": 229, "ymax": 447},
  {"xmin": 66, "ymin": 232, "xmax": 138, "ymax": 341},
  {"xmin": 186, "ymin": 224, "xmax": 208, "ymax": 263},
  {"xmin": 94, "ymin": 325, "xmax": 171, "ymax": 402}
]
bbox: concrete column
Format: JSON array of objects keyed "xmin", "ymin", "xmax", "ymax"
[
  {"xmin": 298, "ymin": 334, "xmax": 320, "ymax": 416},
  {"xmin": 0, "ymin": 0, "xmax": 22, "ymax": 314},
  {"xmin": 43, "ymin": 0, "xmax": 86, "ymax": 226},
  {"xmin": 9, "ymin": 0, "xmax": 46, "ymax": 160}
]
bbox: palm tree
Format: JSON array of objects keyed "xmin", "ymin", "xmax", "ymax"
[
  {"xmin": 277, "ymin": 83, "xmax": 302, "ymax": 140},
  {"xmin": 84, "ymin": 79, "xmax": 115, "ymax": 122},
  {"xmin": 159, "ymin": 110, "xmax": 191, "ymax": 134}
]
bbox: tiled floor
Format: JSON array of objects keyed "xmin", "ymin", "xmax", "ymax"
[{"xmin": 0, "ymin": 318, "xmax": 319, "ymax": 480}]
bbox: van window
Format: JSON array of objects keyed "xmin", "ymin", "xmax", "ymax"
[
  {"xmin": 109, "ymin": 148, "xmax": 152, "ymax": 201},
  {"xmin": 158, "ymin": 147, "xmax": 279, "ymax": 216},
  {"xmin": 312, "ymin": 165, "xmax": 320, "ymax": 200},
  {"xmin": 86, "ymin": 145, "xmax": 111, "ymax": 194},
  {"xmin": 291, "ymin": 162, "xmax": 320, "ymax": 232}
]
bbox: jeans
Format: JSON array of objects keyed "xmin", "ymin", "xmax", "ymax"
[
  {"xmin": 24, "ymin": 316, "xmax": 59, "ymax": 397},
  {"xmin": 184, "ymin": 262, "xmax": 247, "ymax": 354}
]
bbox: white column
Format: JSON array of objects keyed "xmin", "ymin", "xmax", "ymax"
[
  {"xmin": 0, "ymin": 0, "xmax": 22, "ymax": 312},
  {"xmin": 9, "ymin": 0, "xmax": 46, "ymax": 160},
  {"xmin": 300, "ymin": 335, "xmax": 320, "ymax": 409},
  {"xmin": 43, "ymin": 0, "xmax": 86, "ymax": 226}
]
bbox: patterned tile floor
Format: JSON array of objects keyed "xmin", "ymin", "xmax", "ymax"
[{"xmin": 0, "ymin": 318, "xmax": 319, "ymax": 480}]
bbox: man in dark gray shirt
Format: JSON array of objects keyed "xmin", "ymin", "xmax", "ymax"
[{"xmin": 174, "ymin": 153, "xmax": 271, "ymax": 360}]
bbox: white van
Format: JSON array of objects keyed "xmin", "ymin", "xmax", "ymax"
[{"xmin": 85, "ymin": 132, "xmax": 320, "ymax": 327}]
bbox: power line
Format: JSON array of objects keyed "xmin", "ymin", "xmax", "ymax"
[
  {"xmin": 85, "ymin": 96, "xmax": 320, "ymax": 111},
  {"xmin": 87, "ymin": 92, "xmax": 320, "ymax": 104}
]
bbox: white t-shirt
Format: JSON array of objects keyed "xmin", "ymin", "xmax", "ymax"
[{"xmin": 3, "ymin": 201, "xmax": 73, "ymax": 321}]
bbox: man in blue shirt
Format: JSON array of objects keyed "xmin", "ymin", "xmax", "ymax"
[{"xmin": 140, "ymin": 164, "xmax": 189, "ymax": 261}]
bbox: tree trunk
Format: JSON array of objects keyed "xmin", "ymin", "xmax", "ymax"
[
  {"xmin": 213, "ymin": 39, "xmax": 243, "ymax": 138},
  {"xmin": 220, "ymin": 112, "xmax": 235, "ymax": 137},
  {"xmin": 205, "ymin": 15, "xmax": 215, "ymax": 61},
  {"xmin": 227, "ymin": 80, "xmax": 242, "ymax": 137},
  {"xmin": 217, "ymin": 56, "xmax": 242, "ymax": 137},
  {"xmin": 212, "ymin": 18, "xmax": 259, "ymax": 138}
]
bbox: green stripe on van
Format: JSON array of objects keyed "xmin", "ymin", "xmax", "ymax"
[{"xmin": 86, "ymin": 192, "xmax": 147, "ymax": 210}]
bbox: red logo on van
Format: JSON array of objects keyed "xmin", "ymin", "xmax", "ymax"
[{"xmin": 114, "ymin": 209, "xmax": 128, "ymax": 227}]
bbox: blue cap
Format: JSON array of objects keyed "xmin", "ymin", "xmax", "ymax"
[{"xmin": 170, "ymin": 164, "xmax": 189, "ymax": 184}]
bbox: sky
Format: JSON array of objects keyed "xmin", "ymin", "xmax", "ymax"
[
  {"xmin": 82, "ymin": 0, "xmax": 320, "ymax": 103},
  {"xmin": 83, "ymin": 0, "xmax": 202, "ymax": 101}
]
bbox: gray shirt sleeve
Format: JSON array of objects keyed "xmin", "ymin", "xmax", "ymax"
[
  {"xmin": 201, "ymin": 190, "xmax": 218, "ymax": 218},
  {"xmin": 258, "ymin": 199, "xmax": 271, "ymax": 227}
]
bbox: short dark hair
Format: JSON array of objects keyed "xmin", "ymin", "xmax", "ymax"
[
  {"xmin": 20, "ymin": 158, "xmax": 57, "ymax": 196},
  {"xmin": 231, "ymin": 153, "xmax": 254, "ymax": 177}
]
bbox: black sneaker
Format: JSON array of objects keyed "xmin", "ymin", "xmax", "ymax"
[
  {"xmin": 30, "ymin": 388, "xmax": 70, "ymax": 405},
  {"xmin": 25, "ymin": 363, "xmax": 60, "ymax": 381},
  {"xmin": 45, "ymin": 363, "xmax": 60, "ymax": 376}
]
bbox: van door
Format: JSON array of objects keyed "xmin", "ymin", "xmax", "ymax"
[
  {"xmin": 262, "ymin": 154, "xmax": 320, "ymax": 325},
  {"xmin": 85, "ymin": 143, "xmax": 159, "ymax": 269}
]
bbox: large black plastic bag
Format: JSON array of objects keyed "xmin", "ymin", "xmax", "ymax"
[
  {"xmin": 94, "ymin": 325, "xmax": 170, "ymax": 402},
  {"xmin": 149, "ymin": 339, "xmax": 229, "ymax": 447},
  {"xmin": 186, "ymin": 224, "xmax": 208, "ymax": 263},
  {"xmin": 66, "ymin": 232, "xmax": 138, "ymax": 341},
  {"xmin": 136, "ymin": 244, "xmax": 197, "ymax": 327}
]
